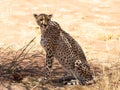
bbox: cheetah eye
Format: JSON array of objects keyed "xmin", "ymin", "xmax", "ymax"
[
  {"xmin": 48, "ymin": 19, "xmax": 50, "ymax": 21},
  {"xmin": 40, "ymin": 19, "xmax": 43, "ymax": 21}
]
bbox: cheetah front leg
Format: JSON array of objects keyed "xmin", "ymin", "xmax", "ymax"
[
  {"xmin": 44, "ymin": 48, "xmax": 54, "ymax": 80},
  {"xmin": 45, "ymin": 55, "xmax": 54, "ymax": 79},
  {"xmin": 39, "ymin": 48, "xmax": 54, "ymax": 84}
]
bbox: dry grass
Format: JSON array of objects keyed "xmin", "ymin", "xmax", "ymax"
[{"xmin": 0, "ymin": 38, "xmax": 120, "ymax": 90}]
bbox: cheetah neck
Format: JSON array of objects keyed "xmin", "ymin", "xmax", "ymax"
[{"xmin": 40, "ymin": 27, "xmax": 47, "ymax": 35}]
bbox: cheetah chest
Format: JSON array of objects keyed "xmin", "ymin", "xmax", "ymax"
[{"xmin": 40, "ymin": 36, "xmax": 46, "ymax": 47}]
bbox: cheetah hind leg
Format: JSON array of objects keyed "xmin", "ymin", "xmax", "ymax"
[
  {"xmin": 53, "ymin": 70, "xmax": 80, "ymax": 85},
  {"xmin": 70, "ymin": 70, "xmax": 86, "ymax": 85}
]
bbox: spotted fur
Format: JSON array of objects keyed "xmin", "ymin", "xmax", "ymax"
[{"xmin": 33, "ymin": 13, "xmax": 93, "ymax": 85}]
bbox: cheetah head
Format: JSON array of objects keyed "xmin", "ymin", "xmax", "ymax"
[{"xmin": 33, "ymin": 13, "xmax": 52, "ymax": 29}]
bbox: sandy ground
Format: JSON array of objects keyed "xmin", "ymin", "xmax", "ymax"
[
  {"xmin": 0, "ymin": 0, "xmax": 120, "ymax": 90},
  {"xmin": 0, "ymin": 0, "xmax": 120, "ymax": 62}
]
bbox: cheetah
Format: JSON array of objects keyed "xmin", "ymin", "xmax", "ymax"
[{"xmin": 33, "ymin": 13, "xmax": 93, "ymax": 85}]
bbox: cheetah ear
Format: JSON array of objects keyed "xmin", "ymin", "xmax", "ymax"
[
  {"xmin": 33, "ymin": 13, "xmax": 38, "ymax": 18},
  {"xmin": 48, "ymin": 14, "xmax": 53, "ymax": 19}
]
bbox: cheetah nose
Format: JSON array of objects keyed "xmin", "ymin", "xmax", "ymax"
[{"xmin": 43, "ymin": 24, "xmax": 47, "ymax": 27}]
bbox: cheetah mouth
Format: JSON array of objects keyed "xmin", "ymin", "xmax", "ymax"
[{"xmin": 41, "ymin": 24, "xmax": 48, "ymax": 29}]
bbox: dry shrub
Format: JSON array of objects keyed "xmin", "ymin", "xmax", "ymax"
[{"xmin": 0, "ymin": 37, "xmax": 45, "ymax": 82}]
